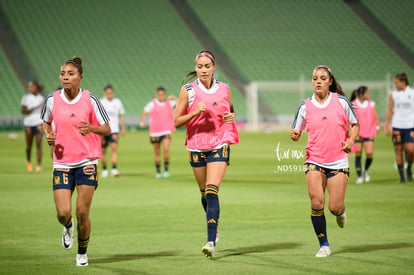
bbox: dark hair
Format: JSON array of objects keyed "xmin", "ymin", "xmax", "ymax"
[
  {"xmin": 394, "ymin": 72, "xmax": 409, "ymax": 85},
  {"xmin": 64, "ymin": 56, "xmax": 83, "ymax": 75},
  {"xmin": 313, "ymin": 65, "xmax": 345, "ymax": 96},
  {"xmin": 182, "ymin": 50, "xmax": 215, "ymax": 85},
  {"xmin": 350, "ymin": 86, "xmax": 368, "ymax": 102},
  {"xmin": 104, "ymin": 84, "xmax": 113, "ymax": 90},
  {"xmin": 29, "ymin": 80, "xmax": 43, "ymax": 92},
  {"xmin": 156, "ymin": 86, "xmax": 166, "ymax": 93}
]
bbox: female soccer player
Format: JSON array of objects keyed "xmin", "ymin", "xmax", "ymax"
[
  {"xmin": 174, "ymin": 51, "xmax": 239, "ymax": 258},
  {"xmin": 21, "ymin": 81, "xmax": 44, "ymax": 172},
  {"xmin": 41, "ymin": 57, "xmax": 110, "ymax": 266},
  {"xmin": 350, "ymin": 86, "xmax": 380, "ymax": 184},
  {"xmin": 100, "ymin": 84, "xmax": 126, "ymax": 177},
  {"xmin": 140, "ymin": 87, "xmax": 177, "ymax": 179},
  {"xmin": 385, "ymin": 73, "xmax": 414, "ymax": 183},
  {"xmin": 291, "ymin": 65, "xmax": 359, "ymax": 257}
]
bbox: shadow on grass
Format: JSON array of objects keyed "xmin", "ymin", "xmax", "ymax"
[
  {"xmin": 91, "ymin": 251, "xmax": 180, "ymax": 264},
  {"xmin": 335, "ymin": 242, "xmax": 414, "ymax": 254},
  {"xmin": 215, "ymin": 242, "xmax": 302, "ymax": 259}
]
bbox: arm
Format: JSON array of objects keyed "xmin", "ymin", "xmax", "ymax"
[
  {"xmin": 140, "ymin": 111, "xmax": 148, "ymax": 128},
  {"xmin": 384, "ymin": 93, "xmax": 393, "ymax": 136},
  {"xmin": 21, "ymin": 105, "xmax": 30, "ymax": 115},
  {"xmin": 119, "ymin": 114, "xmax": 125, "ymax": 136},
  {"xmin": 43, "ymin": 121, "xmax": 56, "ymax": 145},
  {"xmin": 223, "ymin": 88, "xmax": 236, "ymax": 123},
  {"xmin": 174, "ymin": 86, "xmax": 205, "ymax": 128},
  {"xmin": 372, "ymin": 106, "xmax": 380, "ymax": 132},
  {"xmin": 78, "ymin": 121, "xmax": 111, "ymax": 136},
  {"xmin": 168, "ymin": 94, "xmax": 178, "ymax": 101},
  {"xmin": 341, "ymin": 122, "xmax": 359, "ymax": 153},
  {"xmin": 290, "ymin": 102, "xmax": 305, "ymax": 141}
]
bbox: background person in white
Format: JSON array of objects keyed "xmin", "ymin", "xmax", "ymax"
[
  {"xmin": 21, "ymin": 81, "xmax": 44, "ymax": 172},
  {"xmin": 100, "ymin": 85, "xmax": 125, "ymax": 177}
]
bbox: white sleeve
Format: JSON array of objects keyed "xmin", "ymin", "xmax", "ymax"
[
  {"xmin": 292, "ymin": 102, "xmax": 306, "ymax": 131},
  {"xmin": 370, "ymin": 101, "xmax": 376, "ymax": 107},
  {"xmin": 21, "ymin": 94, "xmax": 27, "ymax": 106},
  {"xmin": 40, "ymin": 94, "xmax": 54, "ymax": 123},
  {"xmin": 339, "ymin": 96, "xmax": 358, "ymax": 124},
  {"xmin": 144, "ymin": 101, "xmax": 153, "ymax": 113},
  {"xmin": 118, "ymin": 99, "xmax": 125, "ymax": 115},
  {"xmin": 169, "ymin": 100, "xmax": 176, "ymax": 107},
  {"xmin": 90, "ymin": 93, "xmax": 110, "ymax": 125}
]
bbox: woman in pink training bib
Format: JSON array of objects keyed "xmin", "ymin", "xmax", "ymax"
[
  {"xmin": 350, "ymin": 86, "xmax": 380, "ymax": 184},
  {"xmin": 291, "ymin": 65, "xmax": 359, "ymax": 257},
  {"xmin": 41, "ymin": 57, "xmax": 110, "ymax": 266},
  {"xmin": 174, "ymin": 51, "xmax": 239, "ymax": 258}
]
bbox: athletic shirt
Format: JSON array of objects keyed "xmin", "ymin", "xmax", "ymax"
[
  {"xmin": 352, "ymin": 99, "xmax": 377, "ymax": 138},
  {"xmin": 185, "ymin": 79, "xmax": 239, "ymax": 151},
  {"xmin": 21, "ymin": 93, "xmax": 44, "ymax": 126},
  {"xmin": 100, "ymin": 97, "xmax": 125, "ymax": 134},
  {"xmin": 144, "ymin": 99, "xmax": 176, "ymax": 137},
  {"xmin": 292, "ymin": 92, "xmax": 358, "ymax": 169},
  {"xmin": 41, "ymin": 89, "xmax": 109, "ymax": 168},
  {"xmin": 391, "ymin": 87, "xmax": 414, "ymax": 129}
]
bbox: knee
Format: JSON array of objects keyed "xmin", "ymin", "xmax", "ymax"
[
  {"xmin": 329, "ymin": 205, "xmax": 345, "ymax": 216},
  {"xmin": 309, "ymin": 196, "xmax": 324, "ymax": 209},
  {"xmin": 56, "ymin": 209, "xmax": 71, "ymax": 224},
  {"xmin": 76, "ymin": 208, "xmax": 90, "ymax": 224}
]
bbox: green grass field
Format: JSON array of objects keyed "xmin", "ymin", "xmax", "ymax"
[{"xmin": 0, "ymin": 130, "xmax": 413, "ymax": 274}]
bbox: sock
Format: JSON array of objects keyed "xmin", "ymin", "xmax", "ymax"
[
  {"xmin": 112, "ymin": 165, "xmax": 117, "ymax": 169},
  {"xmin": 205, "ymin": 184, "xmax": 219, "ymax": 243},
  {"xmin": 200, "ymin": 189, "xmax": 207, "ymax": 212},
  {"xmin": 311, "ymin": 208, "xmax": 329, "ymax": 247},
  {"xmin": 355, "ymin": 154, "xmax": 362, "ymax": 177},
  {"xmin": 365, "ymin": 154, "xmax": 373, "ymax": 171},
  {"xmin": 164, "ymin": 161, "xmax": 169, "ymax": 172},
  {"xmin": 103, "ymin": 165, "xmax": 107, "ymax": 170},
  {"xmin": 65, "ymin": 218, "xmax": 73, "ymax": 229},
  {"xmin": 397, "ymin": 164, "xmax": 405, "ymax": 180},
  {"xmin": 155, "ymin": 163, "xmax": 161, "ymax": 173},
  {"xmin": 78, "ymin": 237, "xmax": 89, "ymax": 255}
]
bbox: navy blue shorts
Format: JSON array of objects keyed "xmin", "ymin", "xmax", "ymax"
[
  {"xmin": 102, "ymin": 133, "xmax": 118, "ymax": 148},
  {"xmin": 150, "ymin": 134, "xmax": 171, "ymax": 144},
  {"xmin": 53, "ymin": 164, "xmax": 98, "ymax": 190},
  {"xmin": 25, "ymin": 125, "xmax": 42, "ymax": 135},
  {"xmin": 188, "ymin": 145, "xmax": 230, "ymax": 168},
  {"xmin": 392, "ymin": 128, "xmax": 414, "ymax": 145},
  {"xmin": 355, "ymin": 136, "xmax": 374, "ymax": 143},
  {"xmin": 304, "ymin": 163, "xmax": 349, "ymax": 179}
]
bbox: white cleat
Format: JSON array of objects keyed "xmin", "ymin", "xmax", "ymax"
[
  {"xmin": 62, "ymin": 218, "xmax": 74, "ymax": 249},
  {"xmin": 315, "ymin": 246, "xmax": 332, "ymax": 257},
  {"xmin": 101, "ymin": 169, "xmax": 109, "ymax": 178},
  {"xmin": 202, "ymin": 241, "xmax": 215, "ymax": 258},
  {"xmin": 364, "ymin": 171, "xmax": 370, "ymax": 182},
  {"xmin": 336, "ymin": 212, "xmax": 347, "ymax": 228},
  {"xmin": 111, "ymin": 168, "xmax": 120, "ymax": 177},
  {"xmin": 356, "ymin": 177, "xmax": 363, "ymax": 184},
  {"xmin": 76, "ymin": 254, "xmax": 88, "ymax": 266}
]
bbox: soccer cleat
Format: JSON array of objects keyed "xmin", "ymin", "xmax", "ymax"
[
  {"xmin": 356, "ymin": 177, "xmax": 363, "ymax": 184},
  {"xmin": 163, "ymin": 171, "xmax": 170, "ymax": 179},
  {"xmin": 36, "ymin": 166, "xmax": 42, "ymax": 172},
  {"xmin": 364, "ymin": 171, "xmax": 370, "ymax": 182},
  {"xmin": 155, "ymin": 173, "xmax": 162, "ymax": 179},
  {"xmin": 27, "ymin": 163, "xmax": 33, "ymax": 172},
  {"xmin": 62, "ymin": 218, "xmax": 74, "ymax": 249},
  {"xmin": 336, "ymin": 212, "xmax": 347, "ymax": 228},
  {"xmin": 111, "ymin": 168, "xmax": 120, "ymax": 177},
  {"xmin": 76, "ymin": 254, "xmax": 88, "ymax": 266},
  {"xmin": 202, "ymin": 241, "xmax": 215, "ymax": 258},
  {"xmin": 101, "ymin": 169, "xmax": 109, "ymax": 178},
  {"xmin": 315, "ymin": 246, "xmax": 331, "ymax": 257}
]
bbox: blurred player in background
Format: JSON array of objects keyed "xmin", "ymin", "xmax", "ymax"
[
  {"xmin": 100, "ymin": 84, "xmax": 125, "ymax": 177},
  {"xmin": 385, "ymin": 72, "xmax": 414, "ymax": 183},
  {"xmin": 174, "ymin": 51, "xmax": 239, "ymax": 258},
  {"xmin": 21, "ymin": 81, "xmax": 44, "ymax": 172},
  {"xmin": 291, "ymin": 65, "xmax": 359, "ymax": 257},
  {"xmin": 41, "ymin": 57, "xmax": 110, "ymax": 266},
  {"xmin": 140, "ymin": 86, "xmax": 176, "ymax": 179},
  {"xmin": 350, "ymin": 86, "xmax": 380, "ymax": 184}
]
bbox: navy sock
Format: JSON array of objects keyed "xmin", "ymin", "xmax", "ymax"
[
  {"xmin": 103, "ymin": 165, "xmax": 107, "ymax": 170},
  {"xmin": 206, "ymin": 184, "xmax": 219, "ymax": 243},
  {"xmin": 112, "ymin": 165, "xmax": 117, "ymax": 169},
  {"xmin": 365, "ymin": 154, "xmax": 373, "ymax": 171},
  {"xmin": 311, "ymin": 208, "xmax": 329, "ymax": 247},
  {"xmin": 155, "ymin": 163, "xmax": 161, "ymax": 173},
  {"xmin": 397, "ymin": 164, "xmax": 405, "ymax": 180},
  {"xmin": 65, "ymin": 218, "xmax": 72, "ymax": 229},
  {"xmin": 164, "ymin": 161, "xmax": 169, "ymax": 172},
  {"xmin": 78, "ymin": 237, "xmax": 89, "ymax": 255},
  {"xmin": 200, "ymin": 189, "xmax": 207, "ymax": 212},
  {"xmin": 355, "ymin": 154, "xmax": 362, "ymax": 177}
]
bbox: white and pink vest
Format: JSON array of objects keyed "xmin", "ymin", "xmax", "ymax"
[
  {"xmin": 185, "ymin": 81, "xmax": 239, "ymax": 150},
  {"xmin": 52, "ymin": 90, "xmax": 101, "ymax": 163},
  {"xmin": 352, "ymin": 99, "xmax": 376, "ymax": 138},
  {"xmin": 304, "ymin": 93, "xmax": 349, "ymax": 163},
  {"xmin": 149, "ymin": 99, "xmax": 175, "ymax": 135}
]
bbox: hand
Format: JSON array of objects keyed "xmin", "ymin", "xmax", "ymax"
[
  {"xmin": 384, "ymin": 125, "xmax": 391, "ymax": 136},
  {"xmin": 46, "ymin": 132, "xmax": 56, "ymax": 146},
  {"xmin": 290, "ymin": 129, "xmax": 301, "ymax": 141},
  {"xmin": 78, "ymin": 120, "xmax": 91, "ymax": 136},
  {"xmin": 121, "ymin": 128, "xmax": 126, "ymax": 136},
  {"xmin": 223, "ymin": 111, "xmax": 235, "ymax": 123},
  {"xmin": 341, "ymin": 139, "xmax": 354, "ymax": 153},
  {"xmin": 140, "ymin": 121, "xmax": 145, "ymax": 129},
  {"xmin": 194, "ymin": 102, "xmax": 206, "ymax": 115}
]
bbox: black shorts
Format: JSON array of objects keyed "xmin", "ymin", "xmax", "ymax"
[
  {"xmin": 355, "ymin": 136, "xmax": 374, "ymax": 143},
  {"xmin": 150, "ymin": 134, "xmax": 171, "ymax": 144},
  {"xmin": 392, "ymin": 128, "xmax": 414, "ymax": 145},
  {"xmin": 53, "ymin": 164, "xmax": 98, "ymax": 191},
  {"xmin": 25, "ymin": 125, "xmax": 42, "ymax": 135},
  {"xmin": 102, "ymin": 133, "xmax": 118, "ymax": 148},
  {"xmin": 304, "ymin": 163, "xmax": 349, "ymax": 179},
  {"xmin": 188, "ymin": 145, "xmax": 230, "ymax": 168}
]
